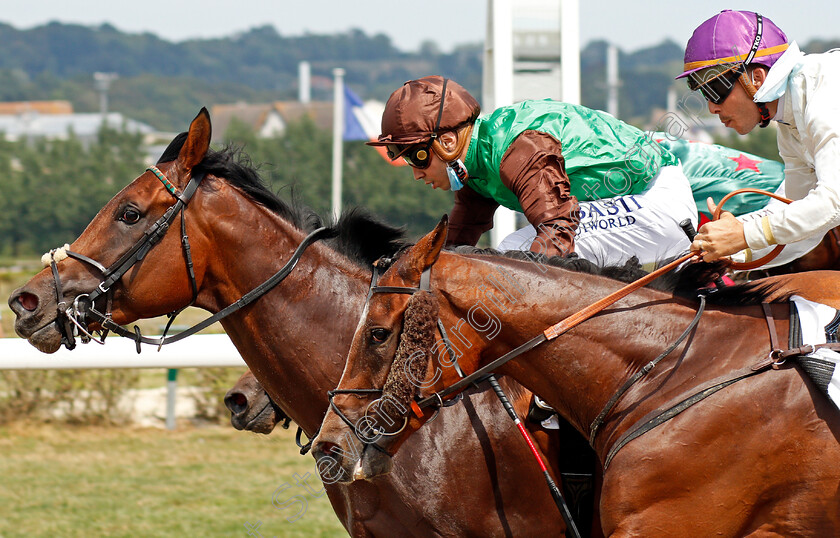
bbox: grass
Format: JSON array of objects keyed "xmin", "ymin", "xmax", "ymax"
[
  {"xmin": 0, "ymin": 424, "xmax": 347, "ymax": 537},
  {"xmin": 0, "ymin": 264, "xmax": 346, "ymax": 536}
]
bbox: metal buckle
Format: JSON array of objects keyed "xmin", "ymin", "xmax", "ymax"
[
  {"xmin": 769, "ymin": 349, "xmax": 787, "ymax": 368},
  {"xmin": 64, "ymin": 294, "xmax": 106, "ymax": 345}
]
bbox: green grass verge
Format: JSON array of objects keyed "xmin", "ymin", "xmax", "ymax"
[{"xmin": 0, "ymin": 424, "xmax": 347, "ymax": 537}]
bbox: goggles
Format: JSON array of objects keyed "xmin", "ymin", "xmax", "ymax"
[
  {"xmin": 688, "ymin": 65, "xmax": 745, "ymax": 105},
  {"xmin": 386, "ymin": 142, "xmax": 433, "ymax": 169}
]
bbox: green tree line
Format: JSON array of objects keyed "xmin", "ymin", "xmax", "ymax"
[
  {"xmin": 0, "ymin": 118, "xmax": 452, "ymax": 256},
  {"xmin": 0, "ymin": 22, "xmax": 483, "ymax": 131},
  {"xmin": 0, "ymin": 127, "xmax": 145, "ymax": 256},
  {"xmin": 2, "ymin": 21, "xmax": 839, "ymax": 133},
  {"xmin": 218, "ymin": 116, "xmax": 452, "ymax": 238}
]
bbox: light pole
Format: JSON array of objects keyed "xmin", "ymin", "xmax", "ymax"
[{"xmin": 93, "ymin": 72, "xmax": 119, "ymax": 118}]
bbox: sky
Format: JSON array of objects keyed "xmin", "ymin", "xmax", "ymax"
[{"xmin": 1, "ymin": 1, "xmax": 838, "ymax": 53}]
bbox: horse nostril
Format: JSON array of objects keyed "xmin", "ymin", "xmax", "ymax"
[
  {"xmin": 224, "ymin": 392, "xmax": 248, "ymax": 414},
  {"xmin": 316, "ymin": 442, "xmax": 342, "ymax": 461},
  {"xmin": 16, "ymin": 292, "xmax": 39, "ymax": 312}
]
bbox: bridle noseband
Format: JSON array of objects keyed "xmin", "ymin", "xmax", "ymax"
[{"xmin": 325, "ymin": 260, "xmax": 453, "ymax": 455}]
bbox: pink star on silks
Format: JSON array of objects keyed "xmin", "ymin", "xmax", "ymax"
[{"xmin": 730, "ymin": 153, "xmax": 762, "ymax": 173}]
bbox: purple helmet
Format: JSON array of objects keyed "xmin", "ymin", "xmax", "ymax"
[{"xmin": 676, "ymin": 10, "xmax": 789, "ymax": 80}]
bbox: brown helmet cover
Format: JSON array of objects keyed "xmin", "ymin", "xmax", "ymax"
[{"xmin": 367, "ymin": 76, "xmax": 481, "ymax": 147}]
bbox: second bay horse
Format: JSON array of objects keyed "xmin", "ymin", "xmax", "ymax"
[{"xmin": 315, "ymin": 217, "xmax": 840, "ymax": 535}]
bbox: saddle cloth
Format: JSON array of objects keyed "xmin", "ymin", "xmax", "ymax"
[{"xmin": 790, "ymin": 295, "xmax": 840, "ymax": 409}]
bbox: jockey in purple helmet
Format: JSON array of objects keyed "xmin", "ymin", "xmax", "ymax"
[{"xmin": 677, "ymin": 10, "xmax": 840, "ymax": 264}]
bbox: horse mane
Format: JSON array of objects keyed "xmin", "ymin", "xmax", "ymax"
[
  {"xmin": 327, "ymin": 208, "xmax": 407, "ymax": 267},
  {"xmin": 158, "ymin": 132, "xmax": 406, "ymax": 269},
  {"xmin": 447, "ymin": 246, "xmax": 785, "ymax": 306},
  {"xmin": 448, "ymin": 246, "xmax": 673, "ymax": 290}
]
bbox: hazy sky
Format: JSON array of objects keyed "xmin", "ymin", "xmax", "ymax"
[{"xmin": 2, "ymin": 1, "xmax": 838, "ymax": 52}]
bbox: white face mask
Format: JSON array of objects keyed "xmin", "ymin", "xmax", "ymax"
[{"xmin": 446, "ymin": 159, "xmax": 468, "ymax": 191}]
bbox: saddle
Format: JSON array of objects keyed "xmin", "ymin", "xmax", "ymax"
[{"xmin": 776, "ymin": 296, "xmax": 840, "ymax": 407}]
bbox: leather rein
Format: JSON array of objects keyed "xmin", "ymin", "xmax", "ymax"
[{"xmin": 43, "ymin": 165, "xmax": 335, "ymax": 352}]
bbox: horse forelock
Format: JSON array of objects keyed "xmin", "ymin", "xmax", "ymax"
[{"xmin": 382, "ymin": 291, "xmax": 439, "ymax": 410}]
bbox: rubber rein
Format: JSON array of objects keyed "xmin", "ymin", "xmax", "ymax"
[{"xmin": 713, "ymin": 187, "xmax": 792, "ymax": 271}]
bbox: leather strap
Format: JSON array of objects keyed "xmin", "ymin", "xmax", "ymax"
[
  {"xmin": 589, "ymin": 296, "xmax": 706, "ymax": 445},
  {"xmin": 762, "ymin": 302, "xmax": 781, "ymax": 353},
  {"xmin": 603, "ymin": 356, "xmax": 777, "ymax": 468}
]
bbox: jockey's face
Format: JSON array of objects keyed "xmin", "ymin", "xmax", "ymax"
[
  {"xmin": 706, "ymin": 81, "xmax": 762, "ymax": 135},
  {"xmin": 409, "ymin": 130, "xmax": 460, "ymax": 191},
  {"xmin": 703, "ymin": 66, "xmax": 771, "ymax": 136},
  {"xmin": 411, "ymin": 149, "xmax": 451, "ymax": 190}
]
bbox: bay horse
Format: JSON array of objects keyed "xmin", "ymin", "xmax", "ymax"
[
  {"xmin": 225, "ymin": 370, "xmax": 288, "ymax": 435},
  {"xmin": 314, "ymin": 217, "xmax": 840, "ymax": 536},
  {"xmin": 8, "ymin": 109, "xmax": 572, "ymax": 536}
]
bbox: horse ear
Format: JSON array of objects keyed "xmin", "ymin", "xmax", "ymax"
[
  {"xmin": 402, "ymin": 215, "xmax": 449, "ymax": 277},
  {"xmin": 178, "ymin": 107, "xmax": 212, "ymax": 171}
]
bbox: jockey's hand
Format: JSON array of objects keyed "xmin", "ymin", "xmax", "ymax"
[{"xmin": 690, "ymin": 197, "xmax": 748, "ymax": 262}]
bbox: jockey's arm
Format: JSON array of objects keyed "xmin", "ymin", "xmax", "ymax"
[
  {"xmin": 500, "ymin": 130, "xmax": 580, "ymax": 258},
  {"xmin": 744, "ymin": 101, "xmax": 840, "ymax": 249}
]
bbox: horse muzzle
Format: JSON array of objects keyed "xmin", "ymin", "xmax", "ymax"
[
  {"xmin": 8, "ymin": 282, "xmax": 65, "ymax": 353},
  {"xmin": 225, "ymin": 390, "xmax": 280, "ymax": 434},
  {"xmin": 351, "ymin": 444, "xmax": 394, "ymax": 481}
]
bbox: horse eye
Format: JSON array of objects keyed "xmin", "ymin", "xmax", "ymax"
[
  {"xmin": 119, "ymin": 207, "xmax": 142, "ymax": 224},
  {"xmin": 370, "ymin": 328, "xmax": 390, "ymax": 344}
]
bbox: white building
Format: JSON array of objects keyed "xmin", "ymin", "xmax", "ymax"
[{"xmin": 0, "ymin": 112, "xmax": 154, "ymax": 143}]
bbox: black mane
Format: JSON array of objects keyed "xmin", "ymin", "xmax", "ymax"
[
  {"xmin": 157, "ymin": 132, "xmax": 406, "ymax": 268},
  {"xmin": 449, "ymin": 245, "xmax": 670, "ymax": 288},
  {"xmin": 326, "ymin": 208, "xmax": 406, "ymax": 268},
  {"xmin": 448, "ymin": 246, "xmax": 783, "ymax": 306}
]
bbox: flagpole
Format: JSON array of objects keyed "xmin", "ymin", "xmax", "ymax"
[
  {"xmin": 485, "ymin": 0, "xmax": 516, "ymax": 248},
  {"xmin": 331, "ymin": 67, "xmax": 345, "ymax": 222}
]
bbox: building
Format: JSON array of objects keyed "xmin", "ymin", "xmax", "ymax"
[
  {"xmin": 0, "ymin": 109, "xmax": 154, "ymax": 143},
  {"xmin": 0, "ymin": 100, "xmax": 74, "ymax": 115},
  {"xmin": 209, "ymin": 101, "xmax": 334, "ymax": 145}
]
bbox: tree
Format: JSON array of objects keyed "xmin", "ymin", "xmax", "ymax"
[
  {"xmin": 713, "ymin": 127, "xmax": 781, "ymax": 163},
  {"xmin": 220, "ymin": 117, "xmax": 452, "ymax": 239},
  {"xmin": 0, "ymin": 126, "xmax": 144, "ymax": 255}
]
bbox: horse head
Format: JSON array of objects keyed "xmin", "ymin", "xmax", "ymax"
[
  {"xmin": 313, "ymin": 216, "xmax": 482, "ymax": 482},
  {"xmin": 9, "ymin": 109, "xmax": 221, "ymax": 352},
  {"xmin": 225, "ymin": 370, "xmax": 289, "ymax": 434}
]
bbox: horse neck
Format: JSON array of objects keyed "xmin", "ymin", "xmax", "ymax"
[
  {"xmin": 437, "ymin": 253, "xmax": 690, "ymax": 443},
  {"xmin": 194, "ymin": 188, "xmax": 370, "ymax": 434}
]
